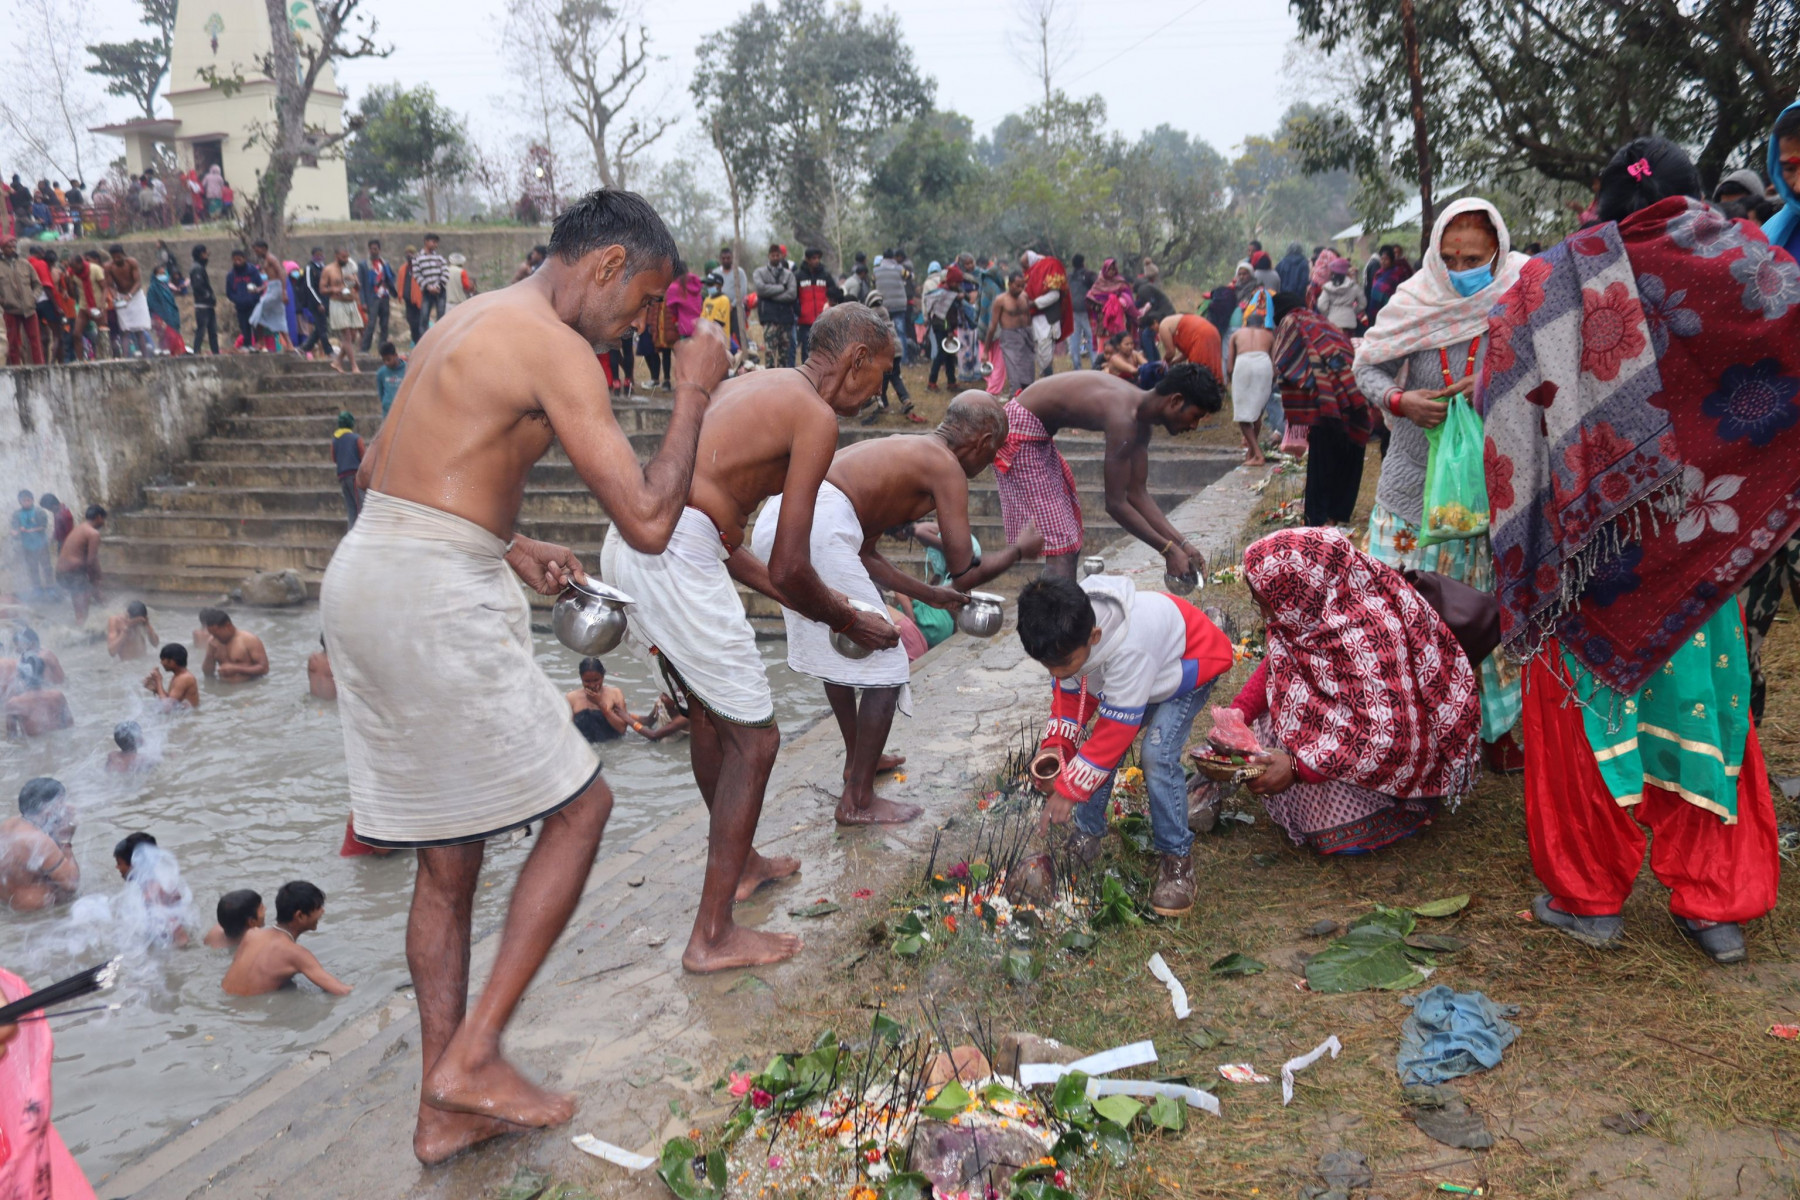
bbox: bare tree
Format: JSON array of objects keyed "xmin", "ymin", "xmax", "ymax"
[
  {"xmin": 504, "ymin": 0, "xmax": 675, "ymax": 191},
  {"xmin": 0, "ymin": 0, "xmax": 106, "ymax": 183},
  {"xmin": 1007, "ymin": 0, "xmax": 1077, "ymax": 133}
]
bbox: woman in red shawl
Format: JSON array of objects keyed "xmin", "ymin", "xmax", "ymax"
[
  {"xmin": 1085, "ymin": 258, "xmax": 1137, "ymax": 341},
  {"xmin": 1224, "ymin": 528, "xmax": 1481, "ymax": 855}
]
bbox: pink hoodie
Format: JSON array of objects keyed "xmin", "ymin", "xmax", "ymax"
[{"xmin": 664, "ymin": 273, "xmax": 703, "ymax": 339}]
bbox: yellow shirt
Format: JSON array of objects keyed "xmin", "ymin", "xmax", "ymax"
[{"xmin": 702, "ymin": 294, "xmax": 730, "ymax": 328}]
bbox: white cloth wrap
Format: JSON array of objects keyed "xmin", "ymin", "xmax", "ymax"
[
  {"xmin": 1231, "ymin": 350, "xmax": 1274, "ymax": 423},
  {"xmin": 251, "ymin": 289, "xmax": 287, "ymax": 333},
  {"xmin": 749, "ymin": 483, "xmax": 911, "ymax": 714},
  {"xmin": 600, "ymin": 506, "xmax": 774, "ymax": 725},
  {"xmin": 319, "ymin": 491, "xmax": 599, "ymax": 847},
  {"xmin": 118, "ymin": 289, "xmax": 152, "ymax": 332},
  {"xmin": 329, "ymin": 298, "xmax": 363, "ymax": 330}
]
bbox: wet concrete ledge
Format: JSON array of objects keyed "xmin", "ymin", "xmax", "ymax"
[{"xmin": 100, "ymin": 459, "xmax": 1271, "ymax": 1200}]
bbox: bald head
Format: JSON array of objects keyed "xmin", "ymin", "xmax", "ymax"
[{"xmin": 938, "ymin": 391, "xmax": 1008, "ymax": 456}]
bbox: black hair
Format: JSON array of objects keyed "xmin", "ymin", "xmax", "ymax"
[
  {"xmin": 1017, "ymin": 576, "xmax": 1098, "ymax": 665},
  {"xmin": 16, "ymin": 655, "xmax": 44, "ymax": 689},
  {"xmin": 1071, "ymin": 253, "xmax": 1085, "ymax": 269},
  {"xmin": 231, "ymin": 248, "xmax": 246, "ymax": 258},
  {"xmin": 127, "ymin": 600, "xmax": 147, "ymax": 618},
  {"xmin": 252, "ymin": 239, "xmax": 268, "ymax": 251},
  {"xmin": 804, "ymin": 246, "xmax": 822, "ymax": 258},
  {"xmin": 37, "ymin": 493, "xmax": 57, "ymax": 510},
  {"xmin": 1595, "ymin": 136, "xmax": 1703, "ymax": 225},
  {"xmin": 572, "ymin": 708, "xmax": 617, "ymax": 745},
  {"xmin": 1008, "ymin": 271, "xmax": 1024, "ymax": 283},
  {"xmin": 160, "ymin": 642, "xmax": 188, "ymax": 668},
  {"xmin": 198, "ymin": 607, "xmax": 228, "ymax": 627},
  {"xmin": 671, "ymin": 256, "xmax": 687, "ymax": 277},
  {"xmin": 113, "ymin": 830, "xmax": 155, "ymax": 865},
  {"xmin": 546, "ymin": 189, "xmax": 678, "ymax": 278},
  {"xmin": 768, "ymin": 242, "xmax": 783, "ymax": 255},
  {"xmin": 424, "ymin": 232, "xmax": 440, "ymax": 242},
  {"xmin": 275, "ymin": 880, "xmax": 325, "ymax": 924},
  {"xmin": 1271, "ymin": 291, "xmax": 1305, "ymax": 326},
  {"xmin": 1153, "ymin": 362, "xmax": 1224, "ymax": 415},
  {"xmin": 807, "ymin": 302, "xmax": 898, "ymax": 362},
  {"xmin": 15, "ymin": 489, "xmax": 30, "ymax": 500},
  {"xmin": 113, "ymin": 721, "xmax": 142, "ymax": 752},
  {"xmin": 577, "ymin": 658, "xmax": 605, "ymax": 677},
  {"xmin": 379, "ymin": 341, "xmax": 397, "ymax": 356},
  {"xmin": 18, "ymin": 777, "xmax": 64, "ymax": 816},
  {"xmin": 108, "ymin": 242, "xmax": 124, "ymax": 255},
  {"xmin": 217, "ymin": 889, "xmax": 262, "ymax": 939},
  {"xmin": 367, "ymin": 238, "xmax": 381, "ymax": 249},
  {"xmin": 191, "ymin": 244, "xmax": 207, "ymax": 261},
  {"xmin": 12, "ymin": 627, "xmax": 37, "ymax": 650},
  {"xmin": 85, "ymin": 504, "xmax": 106, "ymax": 521},
  {"xmin": 1776, "ymin": 108, "xmax": 1800, "ymax": 144}
]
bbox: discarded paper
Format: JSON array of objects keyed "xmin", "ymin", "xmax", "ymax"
[
  {"xmin": 1280, "ymin": 1035, "xmax": 1341, "ymax": 1105},
  {"xmin": 1147, "ymin": 953, "xmax": 1191, "ymax": 1019},
  {"xmin": 1018, "ymin": 1039, "xmax": 1157, "ymax": 1086},
  {"xmin": 1087, "ymin": 1076, "xmax": 1220, "ymax": 1117},
  {"xmin": 572, "ymin": 1133, "xmax": 657, "ymax": 1171},
  {"xmin": 1217, "ymin": 1063, "xmax": 1270, "ymax": 1084}
]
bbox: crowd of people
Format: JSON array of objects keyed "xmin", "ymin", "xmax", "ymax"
[{"xmin": 4, "ymin": 166, "xmax": 237, "ymax": 243}]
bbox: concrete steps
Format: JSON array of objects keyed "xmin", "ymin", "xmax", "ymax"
[{"xmin": 101, "ymin": 359, "xmax": 1236, "ymax": 603}]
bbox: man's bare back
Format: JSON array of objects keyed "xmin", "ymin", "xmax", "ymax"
[
  {"xmin": 56, "ymin": 522, "xmax": 99, "ymax": 576},
  {"xmin": 1230, "ymin": 325, "xmax": 1276, "ymax": 359},
  {"xmin": 689, "ymin": 371, "xmax": 844, "ymax": 549},
  {"xmin": 0, "ymin": 817, "xmax": 76, "ymax": 910},
  {"xmin": 222, "ymin": 926, "xmax": 351, "ymax": 996}
]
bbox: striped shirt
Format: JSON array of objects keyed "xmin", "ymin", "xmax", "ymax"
[{"xmin": 412, "ymin": 250, "xmax": 448, "ymax": 293}]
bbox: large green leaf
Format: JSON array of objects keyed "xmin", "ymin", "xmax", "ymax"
[
  {"xmin": 1003, "ymin": 949, "xmax": 1042, "ymax": 983},
  {"xmin": 1013, "ymin": 1183, "xmax": 1079, "ymax": 1200},
  {"xmin": 1304, "ymin": 930, "xmax": 1428, "ymax": 994},
  {"xmin": 1093, "ymin": 1094, "xmax": 1144, "ymax": 1127},
  {"xmin": 1412, "ymin": 894, "xmax": 1471, "ymax": 918},
  {"xmin": 1209, "ymin": 952, "xmax": 1267, "ymax": 977},
  {"xmin": 877, "ymin": 1173, "xmax": 932, "ymax": 1200},
  {"xmin": 1146, "ymin": 1093, "xmax": 1186, "ymax": 1131},
  {"xmin": 656, "ymin": 1138, "xmax": 726, "ymax": 1200},
  {"xmin": 1093, "ymin": 1119, "xmax": 1133, "ymax": 1166},
  {"xmin": 920, "ymin": 1079, "xmax": 972, "ymax": 1121},
  {"xmin": 1050, "ymin": 1070, "xmax": 1094, "ymax": 1124},
  {"xmin": 1349, "ymin": 905, "xmax": 1417, "ymax": 937}
]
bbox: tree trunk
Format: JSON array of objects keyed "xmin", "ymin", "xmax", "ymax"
[
  {"xmin": 251, "ymin": 0, "xmax": 307, "ymax": 246},
  {"xmin": 1400, "ymin": 0, "xmax": 1434, "ymax": 258}
]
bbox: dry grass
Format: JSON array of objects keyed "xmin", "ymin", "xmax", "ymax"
[{"xmin": 699, "ymin": 443, "xmax": 1800, "ymax": 1199}]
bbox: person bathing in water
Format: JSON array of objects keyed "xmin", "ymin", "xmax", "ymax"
[
  {"xmin": 222, "ymin": 880, "xmax": 351, "ymax": 997},
  {"xmin": 145, "ymin": 643, "xmax": 200, "ymax": 710},
  {"xmin": 198, "ymin": 608, "xmax": 268, "ymax": 681},
  {"xmin": 204, "ymin": 888, "xmax": 263, "ymax": 949},
  {"xmin": 107, "ymin": 600, "xmax": 158, "ymax": 659},
  {"xmin": 114, "ymin": 831, "xmax": 191, "ymax": 947},
  {"xmin": 0, "ymin": 778, "xmax": 78, "ymax": 911},
  {"xmin": 107, "ymin": 721, "xmax": 151, "ymax": 772},
  {"xmin": 308, "ymin": 637, "xmax": 336, "ymax": 700},
  {"xmin": 4, "ymin": 656, "xmax": 73, "ymax": 738}
]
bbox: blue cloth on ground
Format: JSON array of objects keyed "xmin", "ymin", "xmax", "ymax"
[{"xmin": 1396, "ymin": 984, "xmax": 1520, "ymax": 1085}]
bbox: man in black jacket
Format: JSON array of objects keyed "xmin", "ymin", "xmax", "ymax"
[
  {"xmin": 300, "ymin": 246, "xmax": 333, "ymax": 357},
  {"xmin": 752, "ymin": 243, "xmax": 798, "ymax": 368},
  {"xmin": 794, "ymin": 247, "xmax": 842, "ymax": 364},
  {"xmin": 189, "ymin": 245, "xmax": 219, "ymax": 355}
]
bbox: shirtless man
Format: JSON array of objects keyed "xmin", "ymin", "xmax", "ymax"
[
  {"xmin": 754, "ymin": 392, "xmax": 1044, "ymax": 824},
  {"xmin": 602, "ymin": 302, "xmax": 900, "ymax": 974},
  {"xmin": 54, "ymin": 504, "xmax": 104, "ymax": 623},
  {"xmin": 4, "ymin": 657, "xmax": 73, "ymax": 737},
  {"xmin": 985, "ymin": 273, "xmax": 1033, "ymax": 397},
  {"xmin": 997, "ymin": 365, "xmax": 1222, "ymax": 580},
  {"xmin": 107, "ymin": 600, "xmax": 158, "ymax": 659},
  {"xmin": 325, "ymin": 189, "xmax": 727, "ymax": 1163},
  {"xmin": 203, "ymin": 888, "xmax": 262, "ymax": 949},
  {"xmin": 222, "ymin": 880, "xmax": 352, "ymax": 997},
  {"xmin": 565, "ymin": 658, "xmax": 632, "ymax": 736},
  {"xmin": 6, "ymin": 628, "xmax": 63, "ymax": 685},
  {"xmin": 0, "ymin": 778, "xmax": 78, "ymax": 911},
  {"xmin": 1226, "ymin": 295, "xmax": 1278, "ymax": 466},
  {"xmin": 145, "ymin": 642, "xmax": 201, "ymax": 710},
  {"xmin": 198, "ymin": 608, "xmax": 269, "ymax": 681},
  {"xmin": 307, "ymin": 636, "xmax": 336, "ymax": 700}
]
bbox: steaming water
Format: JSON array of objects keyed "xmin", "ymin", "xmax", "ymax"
[{"xmin": 0, "ymin": 602, "xmax": 828, "ymax": 1183}]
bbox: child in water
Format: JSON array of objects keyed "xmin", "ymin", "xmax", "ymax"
[
  {"xmin": 204, "ymin": 889, "xmax": 263, "ymax": 949},
  {"xmin": 106, "ymin": 721, "xmax": 149, "ymax": 772},
  {"xmin": 222, "ymin": 881, "xmax": 351, "ymax": 996},
  {"xmin": 114, "ymin": 831, "xmax": 191, "ymax": 947},
  {"xmin": 144, "ymin": 643, "xmax": 200, "ymax": 710}
]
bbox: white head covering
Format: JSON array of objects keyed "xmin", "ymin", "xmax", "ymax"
[{"xmin": 1353, "ymin": 196, "xmax": 1531, "ymax": 370}]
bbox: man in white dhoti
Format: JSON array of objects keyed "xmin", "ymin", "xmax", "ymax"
[
  {"xmin": 320, "ymin": 190, "xmax": 727, "ymax": 1165},
  {"xmin": 601, "ymin": 303, "xmax": 898, "ymax": 973},
  {"xmin": 750, "ymin": 392, "xmax": 1044, "ymax": 824}
]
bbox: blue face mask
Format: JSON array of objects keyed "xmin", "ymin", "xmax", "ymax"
[{"xmin": 1447, "ymin": 257, "xmax": 1495, "ymax": 297}]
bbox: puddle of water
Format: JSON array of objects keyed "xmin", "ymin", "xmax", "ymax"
[{"xmin": 0, "ymin": 600, "xmax": 827, "ymax": 1181}]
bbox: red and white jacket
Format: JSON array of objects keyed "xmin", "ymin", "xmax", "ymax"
[{"xmin": 1038, "ymin": 576, "xmax": 1234, "ymax": 803}]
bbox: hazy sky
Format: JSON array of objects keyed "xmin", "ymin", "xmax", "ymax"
[{"xmin": 89, "ymin": 0, "xmax": 1299, "ymax": 163}]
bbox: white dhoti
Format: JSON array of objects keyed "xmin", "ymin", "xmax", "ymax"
[
  {"xmin": 1231, "ymin": 350, "xmax": 1274, "ymax": 423},
  {"xmin": 599, "ymin": 506, "xmax": 774, "ymax": 726},
  {"xmin": 118, "ymin": 289, "xmax": 151, "ymax": 333},
  {"xmin": 749, "ymin": 483, "xmax": 911, "ymax": 714},
  {"xmin": 319, "ymin": 491, "xmax": 600, "ymax": 847},
  {"xmin": 1031, "ymin": 313, "xmax": 1054, "ymax": 374},
  {"xmin": 329, "ymin": 298, "xmax": 363, "ymax": 331}
]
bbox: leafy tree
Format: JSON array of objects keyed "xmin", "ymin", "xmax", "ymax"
[
  {"xmin": 642, "ymin": 159, "xmax": 724, "ymax": 265},
  {"xmin": 693, "ymin": 0, "xmax": 933, "ymax": 270},
  {"xmin": 1114, "ymin": 126, "xmax": 1235, "ymax": 279},
  {"xmin": 867, "ymin": 111, "xmax": 986, "ymax": 266},
  {"xmin": 85, "ymin": 0, "xmax": 176, "ymax": 122},
  {"xmin": 345, "ymin": 83, "xmax": 472, "ymax": 221}
]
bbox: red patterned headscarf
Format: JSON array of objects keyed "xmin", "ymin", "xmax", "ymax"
[{"xmin": 1245, "ymin": 529, "xmax": 1481, "ymax": 799}]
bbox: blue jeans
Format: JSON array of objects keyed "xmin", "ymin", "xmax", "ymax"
[
  {"xmin": 1071, "ymin": 311, "xmax": 1095, "ymax": 369},
  {"xmin": 1264, "ymin": 385, "xmax": 1286, "ymax": 437},
  {"xmin": 1072, "ymin": 681, "xmax": 1212, "ymax": 856},
  {"xmin": 892, "ymin": 314, "xmax": 916, "ymax": 365}
]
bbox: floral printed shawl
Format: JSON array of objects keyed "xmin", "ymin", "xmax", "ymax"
[
  {"xmin": 1246, "ymin": 529, "xmax": 1481, "ymax": 800},
  {"xmin": 1482, "ymin": 196, "xmax": 1800, "ymax": 695}
]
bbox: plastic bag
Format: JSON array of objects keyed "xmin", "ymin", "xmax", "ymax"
[
  {"xmin": 1208, "ymin": 707, "xmax": 1264, "ymax": 755},
  {"xmin": 1280, "ymin": 422, "xmax": 1310, "ymax": 456},
  {"xmin": 1421, "ymin": 394, "xmax": 1490, "ymax": 545}
]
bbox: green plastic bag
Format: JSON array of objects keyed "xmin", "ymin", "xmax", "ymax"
[{"xmin": 1420, "ymin": 394, "xmax": 1490, "ymax": 545}]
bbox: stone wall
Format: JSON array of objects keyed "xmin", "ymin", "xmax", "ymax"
[{"xmin": 0, "ymin": 356, "xmax": 270, "ymax": 513}]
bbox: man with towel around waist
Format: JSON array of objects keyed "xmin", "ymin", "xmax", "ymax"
[
  {"xmin": 601, "ymin": 302, "xmax": 899, "ymax": 973},
  {"xmin": 995, "ymin": 364, "xmax": 1223, "ymax": 581},
  {"xmin": 751, "ymin": 392, "xmax": 1046, "ymax": 825},
  {"xmin": 320, "ymin": 189, "xmax": 728, "ymax": 1165}
]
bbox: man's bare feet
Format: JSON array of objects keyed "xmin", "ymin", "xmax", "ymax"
[
  {"xmin": 682, "ymin": 923, "xmax": 803, "ymax": 973},
  {"xmin": 733, "ymin": 849, "xmax": 801, "ymax": 902},
  {"xmin": 835, "ymin": 794, "xmax": 924, "ymax": 825},
  {"xmin": 843, "ymin": 753, "xmax": 906, "ymax": 782},
  {"xmin": 413, "ymin": 1105, "xmax": 518, "ymax": 1165},
  {"xmin": 423, "ymin": 1045, "xmax": 576, "ymax": 1128}
]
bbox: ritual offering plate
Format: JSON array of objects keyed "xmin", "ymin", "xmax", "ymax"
[{"xmin": 1189, "ymin": 747, "xmax": 1266, "ymax": 784}]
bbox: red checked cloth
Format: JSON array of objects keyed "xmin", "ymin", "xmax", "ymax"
[{"xmin": 994, "ymin": 398, "xmax": 1084, "ymax": 554}]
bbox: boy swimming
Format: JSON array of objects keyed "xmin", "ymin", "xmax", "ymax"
[
  {"xmin": 222, "ymin": 881, "xmax": 351, "ymax": 996},
  {"xmin": 204, "ymin": 889, "xmax": 264, "ymax": 949},
  {"xmin": 144, "ymin": 643, "xmax": 201, "ymax": 710}
]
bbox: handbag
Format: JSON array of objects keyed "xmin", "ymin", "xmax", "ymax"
[{"xmin": 1401, "ymin": 568, "xmax": 1500, "ymax": 668}]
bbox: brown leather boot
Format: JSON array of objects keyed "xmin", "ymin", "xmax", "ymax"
[{"xmin": 1150, "ymin": 851, "xmax": 1196, "ymax": 917}]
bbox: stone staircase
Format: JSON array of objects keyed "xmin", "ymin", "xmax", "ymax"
[{"xmin": 103, "ymin": 359, "xmax": 1238, "ymax": 616}]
